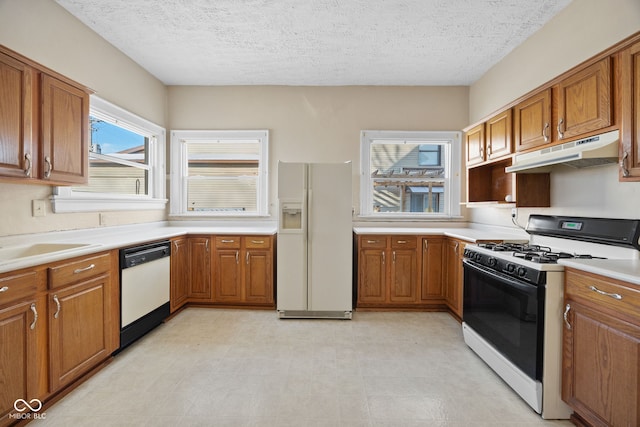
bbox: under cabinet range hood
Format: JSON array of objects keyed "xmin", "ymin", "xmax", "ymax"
[{"xmin": 505, "ymin": 130, "xmax": 619, "ymax": 173}]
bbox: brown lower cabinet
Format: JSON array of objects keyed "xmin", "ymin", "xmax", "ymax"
[
  {"xmin": 0, "ymin": 251, "xmax": 118, "ymax": 427},
  {"xmin": 169, "ymin": 234, "xmax": 276, "ymax": 311},
  {"xmin": 213, "ymin": 236, "xmax": 274, "ymax": 306},
  {"xmin": 562, "ymin": 268, "xmax": 640, "ymax": 427},
  {"xmin": 355, "ymin": 234, "xmax": 500, "ymax": 318},
  {"xmin": 443, "ymin": 238, "xmax": 465, "ymax": 318}
]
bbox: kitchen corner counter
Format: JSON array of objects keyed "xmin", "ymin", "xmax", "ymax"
[
  {"xmin": 0, "ymin": 221, "xmax": 277, "ymax": 273},
  {"xmin": 559, "ymin": 258, "xmax": 640, "ymax": 286},
  {"xmin": 352, "ymin": 226, "xmax": 529, "ymax": 243}
]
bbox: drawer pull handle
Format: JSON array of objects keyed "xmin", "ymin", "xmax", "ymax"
[
  {"xmin": 235, "ymin": 251, "xmax": 239, "ymax": 264},
  {"xmin": 542, "ymin": 123, "xmax": 550, "ymax": 142},
  {"xmin": 0, "ymin": 286, "xmax": 9, "ymax": 293},
  {"xmin": 397, "ymin": 240, "xmax": 407, "ymax": 244},
  {"xmin": 30, "ymin": 303, "xmax": 38, "ymax": 330},
  {"xmin": 366, "ymin": 240, "xmax": 379, "ymax": 244},
  {"xmin": 392, "ymin": 251, "xmax": 396, "ymax": 262},
  {"xmin": 246, "ymin": 252, "xmax": 249, "ymax": 265},
  {"xmin": 424, "ymin": 240, "xmax": 428, "ymax": 249},
  {"xmin": 382, "ymin": 251, "xmax": 385, "ymax": 264},
  {"xmin": 621, "ymin": 151, "xmax": 630, "ymax": 178},
  {"xmin": 221, "ymin": 239, "xmax": 235, "ymax": 243},
  {"xmin": 251, "ymin": 240, "xmax": 264, "ymax": 244},
  {"xmin": 557, "ymin": 118, "xmax": 565, "ymax": 139},
  {"xmin": 563, "ymin": 304, "xmax": 571, "ymax": 330},
  {"xmin": 74, "ymin": 264, "xmax": 95, "ymax": 274},
  {"xmin": 589, "ymin": 285, "xmax": 622, "ymax": 300},
  {"xmin": 53, "ymin": 295, "xmax": 61, "ymax": 319}
]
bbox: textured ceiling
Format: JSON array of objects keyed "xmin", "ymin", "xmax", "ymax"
[{"xmin": 55, "ymin": 0, "xmax": 572, "ymax": 86}]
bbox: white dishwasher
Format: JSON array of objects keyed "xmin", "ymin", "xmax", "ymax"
[{"xmin": 119, "ymin": 240, "xmax": 171, "ymax": 350}]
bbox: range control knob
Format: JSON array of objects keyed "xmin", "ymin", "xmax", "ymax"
[
  {"xmin": 506, "ymin": 263, "xmax": 516, "ymax": 273},
  {"xmin": 517, "ymin": 267, "xmax": 527, "ymax": 277},
  {"xmin": 488, "ymin": 257, "xmax": 497, "ymax": 267}
]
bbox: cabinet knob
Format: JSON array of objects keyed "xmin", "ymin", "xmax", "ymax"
[{"xmin": 0, "ymin": 286, "xmax": 8, "ymax": 293}]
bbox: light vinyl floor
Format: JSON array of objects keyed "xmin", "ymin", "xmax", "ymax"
[{"xmin": 33, "ymin": 309, "xmax": 573, "ymax": 426}]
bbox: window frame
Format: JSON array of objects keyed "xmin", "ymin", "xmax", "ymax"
[
  {"xmin": 169, "ymin": 129, "xmax": 269, "ymax": 217},
  {"xmin": 360, "ymin": 130, "xmax": 461, "ymax": 219},
  {"xmin": 51, "ymin": 96, "xmax": 167, "ymax": 213}
]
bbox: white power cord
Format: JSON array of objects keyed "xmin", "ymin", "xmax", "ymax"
[{"xmin": 511, "ymin": 208, "xmax": 525, "ymax": 230}]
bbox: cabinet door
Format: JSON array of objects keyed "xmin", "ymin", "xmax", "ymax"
[
  {"xmin": 188, "ymin": 237, "xmax": 211, "ymax": 300},
  {"xmin": 0, "ymin": 51, "xmax": 36, "ymax": 179},
  {"xmin": 421, "ymin": 238, "xmax": 444, "ymax": 300},
  {"xmin": 485, "ymin": 109, "xmax": 512, "ymax": 160},
  {"xmin": 562, "ymin": 300, "xmax": 640, "ymax": 427},
  {"xmin": 244, "ymin": 250, "xmax": 273, "ymax": 304},
  {"xmin": 389, "ymin": 249, "xmax": 417, "ymax": 303},
  {"xmin": 49, "ymin": 275, "xmax": 111, "ymax": 391},
  {"xmin": 556, "ymin": 57, "xmax": 612, "ymax": 141},
  {"xmin": 465, "ymin": 123, "xmax": 485, "ymax": 166},
  {"xmin": 41, "ymin": 74, "xmax": 89, "ymax": 184},
  {"xmin": 214, "ymin": 249, "xmax": 242, "ymax": 302},
  {"xmin": 170, "ymin": 238, "xmax": 189, "ymax": 312},
  {"xmin": 619, "ymin": 40, "xmax": 640, "ymax": 180},
  {"xmin": 358, "ymin": 249, "xmax": 387, "ymax": 304},
  {"xmin": 514, "ymin": 88, "xmax": 552, "ymax": 152},
  {"xmin": 0, "ymin": 300, "xmax": 39, "ymax": 421},
  {"xmin": 445, "ymin": 239, "xmax": 463, "ymax": 318}
]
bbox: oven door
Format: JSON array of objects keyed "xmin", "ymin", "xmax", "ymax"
[{"xmin": 463, "ymin": 259, "xmax": 544, "ymax": 381}]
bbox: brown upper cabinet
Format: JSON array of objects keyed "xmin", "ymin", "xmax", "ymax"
[
  {"xmin": 0, "ymin": 45, "xmax": 90, "ymax": 185},
  {"xmin": 514, "ymin": 58, "xmax": 613, "ymax": 153},
  {"xmin": 619, "ymin": 38, "xmax": 640, "ymax": 180},
  {"xmin": 554, "ymin": 57, "xmax": 613, "ymax": 141},
  {"xmin": 514, "ymin": 88, "xmax": 552, "ymax": 152},
  {"xmin": 465, "ymin": 109, "xmax": 513, "ymax": 167}
]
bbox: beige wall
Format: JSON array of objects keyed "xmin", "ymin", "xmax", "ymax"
[
  {"xmin": 168, "ymin": 85, "xmax": 469, "ymax": 218},
  {"xmin": 0, "ymin": 0, "xmax": 167, "ymax": 236},
  {"xmin": 468, "ymin": 0, "xmax": 640, "ymax": 228}
]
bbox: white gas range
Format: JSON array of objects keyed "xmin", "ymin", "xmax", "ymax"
[{"xmin": 461, "ymin": 215, "xmax": 640, "ymax": 419}]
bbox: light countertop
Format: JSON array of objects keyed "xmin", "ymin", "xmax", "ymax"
[
  {"xmin": 559, "ymin": 258, "xmax": 640, "ymax": 286},
  {"xmin": 0, "ymin": 221, "xmax": 277, "ymax": 273},
  {"xmin": 352, "ymin": 226, "xmax": 529, "ymax": 243}
]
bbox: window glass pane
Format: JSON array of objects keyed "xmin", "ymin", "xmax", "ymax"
[
  {"xmin": 72, "ymin": 116, "xmax": 149, "ymax": 195},
  {"xmin": 372, "ymin": 183, "xmax": 446, "ymax": 213},
  {"xmin": 370, "ymin": 141, "xmax": 446, "ymax": 214},
  {"xmin": 186, "ymin": 140, "xmax": 260, "ymax": 213}
]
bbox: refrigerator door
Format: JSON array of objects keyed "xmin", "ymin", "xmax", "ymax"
[
  {"xmin": 276, "ymin": 162, "xmax": 308, "ymax": 311},
  {"xmin": 307, "ymin": 162, "xmax": 352, "ymax": 312}
]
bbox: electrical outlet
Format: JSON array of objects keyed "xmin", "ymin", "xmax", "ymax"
[
  {"xmin": 511, "ymin": 208, "xmax": 517, "ymax": 218},
  {"xmin": 99, "ymin": 213, "xmax": 107, "ymax": 226},
  {"xmin": 32, "ymin": 200, "xmax": 46, "ymax": 217}
]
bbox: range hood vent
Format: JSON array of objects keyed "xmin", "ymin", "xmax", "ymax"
[{"xmin": 505, "ymin": 130, "xmax": 619, "ymax": 173}]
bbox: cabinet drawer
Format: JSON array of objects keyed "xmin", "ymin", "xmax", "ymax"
[
  {"xmin": 360, "ymin": 236, "xmax": 387, "ymax": 248},
  {"xmin": 215, "ymin": 236, "xmax": 241, "ymax": 249},
  {"xmin": 244, "ymin": 237, "xmax": 271, "ymax": 249},
  {"xmin": 49, "ymin": 252, "xmax": 111, "ymax": 289},
  {"xmin": 391, "ymin": 236, "xmax": 417, "ymax": 249},
  {"xmin": 0, "ymin": 271, "xmax": 39, "ymax": 306},
  {"xmin": 565, "ymin": 269, "xmax": 640, "ymax": 320}
]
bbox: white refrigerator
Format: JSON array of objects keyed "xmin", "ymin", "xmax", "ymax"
[{"xmin": 277, "ymin": 161, "xmax": 353, "ymax": 319}]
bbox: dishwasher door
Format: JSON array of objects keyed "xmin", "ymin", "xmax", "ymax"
[{"xmin": 119, "ymin": 241, "xmax": 171, "ymax": 350}]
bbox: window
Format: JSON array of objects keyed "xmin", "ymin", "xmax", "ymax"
[
  {"xmin": 170, "ymin": 130, "xmax": 269, "ymax": 217},
  {"xmin": 360, "ymin": 130, "xmax": 461, "ymax": 217},
  {"xmin": 52, "ymin": 97, "xmax": 166, "ymax": 212}
]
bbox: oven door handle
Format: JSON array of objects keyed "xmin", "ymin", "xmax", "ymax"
[{"xmin": 463, "ymin": 259, "xmax": 539, "ymax": 294}]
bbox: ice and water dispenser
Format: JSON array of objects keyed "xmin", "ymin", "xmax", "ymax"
[{"xmin": 280, "ymin": 202, "xmax": 303, "ymax": 231}]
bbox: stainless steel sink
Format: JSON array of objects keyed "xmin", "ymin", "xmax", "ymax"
[{"xmin": 0, "ymin": 243, "xmax": 93, "ymax": 262}]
